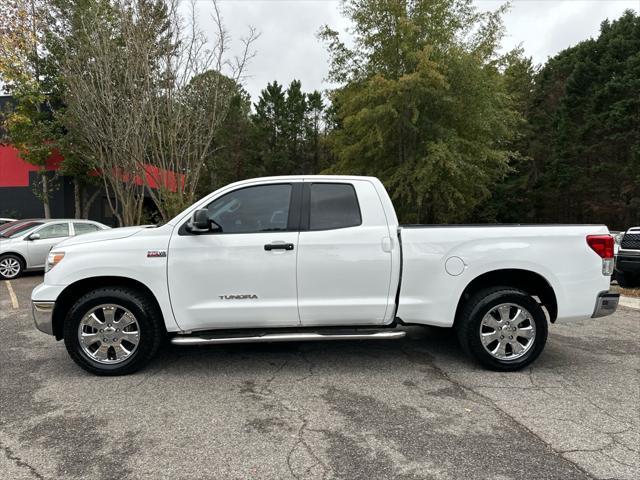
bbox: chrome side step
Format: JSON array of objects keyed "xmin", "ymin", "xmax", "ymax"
[{"xmin": 171, "ymin": 330, "xmax": 406, "ymax": 346}]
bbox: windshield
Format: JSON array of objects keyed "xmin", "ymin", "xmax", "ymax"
[{"xmin": 2, "ymin": 222, "xmax": 44, "ymax": 239}]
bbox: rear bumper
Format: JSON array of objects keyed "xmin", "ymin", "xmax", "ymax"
[
  {"xmin": 32, "ymin": 301, "xmax": 55, "ymax": 335},
  {"xmin": 616, "ymin": 254, "xmax": 640, "ymax": 274},
  {"xmin": 591, "ymin": 292, "xmax": 619, "ymax": 318}
]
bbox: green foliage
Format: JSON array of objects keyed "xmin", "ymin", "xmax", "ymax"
[
  {"xmin": 0, "ymin": 1, "xmax": 636, "ymax": 230},
  {"xmin": 196, "ymin": 84, "xmax": 260, "ymax": 196},
  {"xmin": 251, "ymin": 80, "xmax": 330, "ymax": 177},
  {"xmin": 253, "ymin": 81, "xmax": 289, "ymax": 175},
  {"xmin": 472, "ymin": 48, "xmax": 537, "ymax": 222},
  {"xmin": 0, "ymin": 0, "xmax": 112, "ymax": 216},
  {"xmin": 0, "ymin": 0, "xmax": 66, "ymax": 215},
  {"xmin": 320, "ymin": 0, "xmax": 516, "ymax": 223},
  {"xmin": 193, "ymin": 78, "xmax": 333, "ymax": 200},
  {"xmin": 478, "ymin": 10, "xmax": 640, "ymax": 228}
]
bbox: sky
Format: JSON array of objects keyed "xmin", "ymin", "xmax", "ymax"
[{"xmin": 202, "ymin": 0, "xmax": 639, "ymax": 102}]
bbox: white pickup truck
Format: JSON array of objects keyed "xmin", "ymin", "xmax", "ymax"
[{"xmin": 32, "ymin": 176, "xmax": 619, "ymax": 375}]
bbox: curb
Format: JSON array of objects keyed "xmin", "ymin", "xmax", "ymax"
[{"xmin": 619, "ymin": 296, "xmax": 640, "ymax": 310}]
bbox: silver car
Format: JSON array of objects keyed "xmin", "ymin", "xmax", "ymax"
[{"xmin": 0, "ymin": 219, "xmax": 110, "ymax": 279}]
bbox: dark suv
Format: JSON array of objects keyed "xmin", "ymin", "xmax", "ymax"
[{"xmin": 615, "ymin": 227, "xmax": 640, "ymax": 288}]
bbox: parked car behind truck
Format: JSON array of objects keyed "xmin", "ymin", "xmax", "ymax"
[
  {"xmin": 0, "ymin": 219, "xmax": 110, "ymax": 279},
  {"xmin": 615, "ymin": 227, "xmax": 640, "ymax": 288},
  {"xmin": 31, "ymin": 176, "xmax": 619, "ymax": 375}
]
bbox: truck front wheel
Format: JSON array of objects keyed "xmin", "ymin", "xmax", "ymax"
[
  {"xmin": 456, "ymin": 287, "xmax": 548, "ymax": 371},
  {"xmin": 63, "ymin": 287, "xmax": 164, "ymax": 375}
]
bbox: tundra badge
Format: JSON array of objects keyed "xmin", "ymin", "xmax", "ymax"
[{"xmin": 219, "ymin": 294, "xmax": 259, "ymax": 300}]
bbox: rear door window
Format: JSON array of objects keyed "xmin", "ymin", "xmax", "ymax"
[
  {"xmin": 73, "ymin": 223, "xmax": 101, "ymax": 235},
  {"xmin": 309, "ymin": 183, "xmax": 361, "ymax": 230}
]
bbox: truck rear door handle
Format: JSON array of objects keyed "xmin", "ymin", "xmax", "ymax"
[{"xmin": 264, "ymin": 243, "xmax": 294, "ymax": 251}]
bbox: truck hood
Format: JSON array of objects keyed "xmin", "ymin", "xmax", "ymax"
[{"xmin": 56, "ymin": 226, "xmax": 151, "ymax": 248}]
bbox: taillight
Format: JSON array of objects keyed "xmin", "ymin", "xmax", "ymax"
[
  {"xmin": 587, "ymin": 235, "xmax": 615, "ymax": 276},
  {"xmin": 586, "ymin": 235, "xmax": 614, "ymax": 258}
]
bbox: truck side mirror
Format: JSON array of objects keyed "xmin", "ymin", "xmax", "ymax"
[{"xmin": 187, "ymin": 209, "xmax": 222, "ymax": 233}]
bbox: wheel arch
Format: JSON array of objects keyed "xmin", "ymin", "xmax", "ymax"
[
  {"xmin": 0, "ymin": 251, "xmax": 27, "ymax": 266},
  {"xmin": 454, "ymin": 269, "xmax": 558, "ymax": 327},
  {"xmin": 52, "ymin": 276, "xmax": 165, "ymax": 340}
]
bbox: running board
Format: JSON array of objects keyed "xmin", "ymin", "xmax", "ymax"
[{"xmin": 171, "ymin": 330, "xmax": 406, "ymax": 346}]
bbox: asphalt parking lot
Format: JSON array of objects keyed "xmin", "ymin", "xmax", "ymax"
[{"xmin": 1, "ymin": 275, "xmax": 638, "ymax": 480}]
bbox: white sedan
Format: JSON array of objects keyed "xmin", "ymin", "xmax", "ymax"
[{"xmin": 0, "ymin": 219, "xmax": 110, "ymax": 279}]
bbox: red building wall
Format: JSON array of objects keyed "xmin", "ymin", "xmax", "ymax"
[
  {"xmin": 0, "ymin": 144, "xmax": 184, "ymax": 222},
  {"xmin": 0, "ymin": 145, "xmax": 63, "ymax": 187},
  {"xmin": 0, "ymin": 145, "xmax": 183, "ymax": 191}
]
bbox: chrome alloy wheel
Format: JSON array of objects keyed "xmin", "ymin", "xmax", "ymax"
[
  {"xmin": 479, "ymin": 303, "xmax": 536, "ymax": 361},
  {"xmin": 0, "ymin": 257, "xmax": 21, "ymax": 278},
  {"xmin": 77, "ymin": 304, "xmax": 140, "ymax": 364}
]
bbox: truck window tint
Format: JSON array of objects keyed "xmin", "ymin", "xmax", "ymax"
[
  {"xmin": 309, "ymin": 183, "xmax": 361, "ymax": 230},
  {"xmin": 37, "ymin": 223, "xmax": 69, "ymax": 239},
  {"xmin": 74, "ymin": 223, "xmax": 100, "ymax": 235},
  {"xmin": 206, "ymin": 184, "xmax": 292, "ymax": 233}
]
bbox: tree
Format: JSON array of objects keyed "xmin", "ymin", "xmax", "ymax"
[
  {"xmin": 320, "ymin": 0, "xmax": 517, "ymax": 223},
  {"xmin": 473, "ymin": 48, "xmax": 538, "ymax": 222},
  {"xmin": 143, "ymin": 1, "xmax": 258, "ymax": 221},
  {"xmin": 253, "ymin": 81, "xmax": 289, "ymax": 175},
  {"xmin": 505, "ymin": 10, "xmax": 640, "ymax": 228},
  {"xmin": 251, "ymin": 80, "xmax": 330, "ymax": 177},
  {"xmin": 283, "ymin": 80, "xmax": 307, "ymax": 172},
  {"xmin": 0, "ymin": 0, "xmax": 63, "ymax": 218},
  {"xmin": 46, "ymin": 0, "xmax": 111, "ymax": 219},
  {"xmin": 59, "ymin": 0, "xmax": 153, "ymax": 225},
  {"xmin": 196, "ymin": 82, "xmax": 260, "ymax": 198},
  {"xmin": 305, "ymin": 90, "xmax": 325, "ymax": 173},
  {"xmin": 59, "ymin": 0, "xmax": 258, "ymax": 225}
]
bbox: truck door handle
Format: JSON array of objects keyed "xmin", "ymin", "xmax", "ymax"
[{"xmin": 264, "ymin": 243, "xmax": 294, "ymax": 251}]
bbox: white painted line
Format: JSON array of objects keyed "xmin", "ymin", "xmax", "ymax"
[
  {"xmin": 5, "ymin": 281, "xmax": 19, "ymax": 309},
  {"xmin": 619, "ymin": 296, "xmax": 640, "ymax": 310}
]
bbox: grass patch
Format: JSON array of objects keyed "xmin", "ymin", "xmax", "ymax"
[{"xmin": 611, "ymin": 285, "xmax": 640, "ymax": 298}]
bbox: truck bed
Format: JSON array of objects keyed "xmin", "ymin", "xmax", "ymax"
[{"xmin": 396, "ymin": 224, "xmax": 611, "ymax": 327}]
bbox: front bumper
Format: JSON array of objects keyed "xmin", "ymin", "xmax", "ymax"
[
  {"xmin": 591, "ymin": 292, "xmax": 619, "ymax": 318},
  {"xmin": 32, "ymin": 301, "xmax": 55, "ymax": 335}
]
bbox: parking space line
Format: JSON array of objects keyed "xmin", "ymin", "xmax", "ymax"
[{"xmin": 5, "ymin": 281, "xmax": 19, "ymax": 309}]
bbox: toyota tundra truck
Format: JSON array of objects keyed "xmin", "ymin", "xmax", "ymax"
[{"xmin": 31, "ymin": 176, "xmax": 619, "ymax": 375}]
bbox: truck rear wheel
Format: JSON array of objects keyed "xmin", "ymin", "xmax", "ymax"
[
  {"xmin": 456, "ymin": 287, "xmax": 548, "ymax": 371},
  {"xmin": 63, "ymin": 287, "xmax": 164, "ymax": 376}
]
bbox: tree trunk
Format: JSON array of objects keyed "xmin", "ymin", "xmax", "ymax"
[
  {"xmin": 82, "ymin": 189, "xmax": 101, "ymax": 219},
  {"xmin": 74, "ymin": 179, "xmax": 82, "ymax": 219},
  {"xmin": 42, "ymin": 173, "xmax": 51, "ymax": 218}
]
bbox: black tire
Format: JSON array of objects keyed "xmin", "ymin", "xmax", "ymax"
[
  {"xmin": 63, "ymin": 287, "xmax": 164, "ymax": 376},
  {"xmin": 0, "ymin": 254, "xmax": 24, "ymax": 280},
  {"xmin": 456, "ymin": 287, "xmax": 548, "ymax": 371}
]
